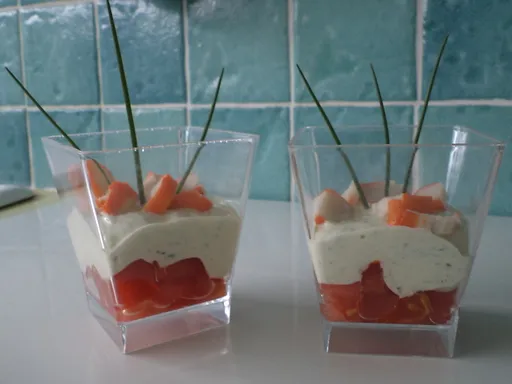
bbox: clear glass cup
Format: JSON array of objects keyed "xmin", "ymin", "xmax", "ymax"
[
  {"xmin": 289, "ymin": 125, "xmax": 505, "ymax": 357},
  {"xmin": 43, "ymin": 127, "xmax": 258, "ymax": 353}
]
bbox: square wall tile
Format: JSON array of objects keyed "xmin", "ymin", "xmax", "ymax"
[
  {"xmin": 295, "ymin": 106, "xmax": 414, "ymax": 188},
  {"xmin": 99, "ymin": 0, "xmax": 185, "ymax": 104},
  {"xmin": 188, "ymin": 0, "xmax": 289, "ymax": 103},
  {"xmin": 22, "ymin": 4, "xmax": 99, "ymax": 105},
  {"xmin": 0, "ymin": 111, "xmax": 30, "ymax": 186},
  {"xmin": 103, "ymin": 107, "xmax": 186, "ymax": 131},
  {"xmin": 191, "ymin": 108, "xmax": 290, "ymax": 200},
  {"xmin": 424, "ymin": 106, "xmax": 512, "ymax": 215},
  {"xmin": 29, "ymin": 109, "xmax": 100, "ymax": 188},
  {"xmin": 424, "ymin": 0, "xmax": 512, "ymax": 99},
  {"xmin": 295, "ymin": 0, "xmax": 416, "ymax": 102},
  {"xmin": 0, "ymin": 11, "xmax": 24, "ymax": 105},
  {"xmin": 103, "ymin": 107, "xmax": 186, "ymax": 148},
  {"xmin": 295, "ymin": 106, "xmax": 414, "ymax": 129}
]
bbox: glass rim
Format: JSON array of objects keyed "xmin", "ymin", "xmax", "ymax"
[
  {"xmin": 42, "ymin": 126, "xmax": 259, "ymax": 156},
  {"xmin": 289, "ymin": 124, "xmax": 506, "ymax": 150}
]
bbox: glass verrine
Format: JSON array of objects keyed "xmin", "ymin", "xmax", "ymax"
[
  {"xmin": 43, "ymin": 127, "xmax": 258, "ymax": 353},
  {"xmin": 289, "ymin": 125, "xmax": 504, "ymax": 357}
]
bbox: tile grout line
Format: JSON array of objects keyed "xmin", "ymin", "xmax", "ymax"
[
  {"xmin": 0, "ymin": 5, "xmax": 17, "ymax": 12},
  {"xmin": 413, "ymin": 0, "xmax": 425, "ymax": 129},
  {"xmin": 287, "ymin": 0, "xmax": 296, "ymax": 201},
  {"xmin": 182, "ymin": 0, "xmax": 191, "ymax": 126},
  {"xmin": 287, "ymin": 0, "xmax": 296, "ymax": 136},
  {"xmin": 93, "ymin": 0, "xmax": 106, "ymax": 147},
  {"xmin": 16, "ymin": 0, "xmax": 34, "ymax": 188},
  {"xmin": 412, "ymin": 0, "xmax": 425, "ymax": 192},
  {"xmin": 3, "ymin": 99, "xmax": 512, "ymax": 113},
  {"xmin": 413, "ymin": 104, "xmax": 420, "ymax": 125},
  {"xmin": 295, "ymin": 100, "xmax": 417, "ymax": 107},
  {"xmin": 415, "ymin": 0, "xmax": 424, "ymax": 105},
  {"xmin": 287, "ymin": 0, "xmax": 298, "ymax": 293},
  {"xmin": 9, "ymin": 0, "xmax": 88, "ymax": 11}
]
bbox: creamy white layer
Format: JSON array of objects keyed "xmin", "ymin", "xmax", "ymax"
[
  {"xmin": 308, "ymin": 209, "xmax": 470, "ymax": 298},
  {"xmin": 67, "ymin": 201, "xmax": 242, "ymax": 279}
]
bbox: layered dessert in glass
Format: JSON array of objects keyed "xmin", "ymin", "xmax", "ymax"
[
  {"xmin": 290, "ymin": 125, "xmax": 504, "ymax": 357},
  {"xmin": 43, "ymin": 127, "xmax": 258, "ymax": 352}
]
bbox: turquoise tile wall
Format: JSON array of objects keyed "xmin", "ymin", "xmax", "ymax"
[
  {"xmin": 0, "ymin": 110, "xmax": 29, "ymax": 185},
  {"xmin": 98, "ymin": 1, "xmax": 185, "ymax": 104},
  {"xmin": 0, "ymin": 0, "xmax": 511, "ymax": 214},
  {"xmin": 423, "ymin": 0, "xmax": 512, "ymax": 100},
  {"xmin": 295, "ymin": 0, "xmax": 416, "ymax": 101},
  {"xmin": 191, "ymin": 107, "xmax": 291, "ymax": 200},
  {"xmin": 0, "ymin": 11, "xmax": 23, "ymax": 105},
  {"xmin": 188, "ymin": 0, "xmax": 289, "ymax": 103},
  {"xmin": 23, "ymin": 4, "xmax": 99, "ymax": 105},
  {"xmin": 29, "ymin": 109, "xmax": 101, "ymax": 187}
]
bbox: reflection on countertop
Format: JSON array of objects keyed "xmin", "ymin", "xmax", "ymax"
[{"xmin": 0, "ymin": 189, "xmax": 59, "ymax": 219}]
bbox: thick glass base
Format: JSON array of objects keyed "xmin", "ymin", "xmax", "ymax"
[
  {"xmin": 86, "ymin": 292, "xmax": 231, "ymax": 353},
  {"xmin": 323, "ymin": 310, "xmax": 459, "ymax": 357}
]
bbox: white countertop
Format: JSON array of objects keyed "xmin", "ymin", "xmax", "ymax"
[{"xmin": 1, "ymin": 199, "xmax": 511, "ymax": 383}]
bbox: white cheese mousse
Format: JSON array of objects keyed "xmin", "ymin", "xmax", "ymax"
[
  {"xmin": 308, "ymin": 208, "xmax": 470, "ymax": 298},
  {"xmin": 67, "ymin": 199, "xmax": 242, "ymax": 279}
]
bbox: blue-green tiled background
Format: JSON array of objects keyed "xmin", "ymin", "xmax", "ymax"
[{"xmin": 0, "ymin": 0, "xmax": 511, "ymax": 214}]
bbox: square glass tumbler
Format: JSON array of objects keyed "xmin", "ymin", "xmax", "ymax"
[
  {"xmin": 43, "ymin": 127, "xmax": 258, "ymax": 353},
  {"xmin": 289, "ymin": 125, "xmax": 504, "ymax": 357}
]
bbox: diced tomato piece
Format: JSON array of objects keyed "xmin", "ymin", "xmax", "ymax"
[
  {"xmin": 388, "ymin": 204, "xmax": 420, "ymax": 227},
  {"xmin": 402, "ymin": 194, "xmax": 432, "ymax": 211},
  {"xmin": 387, "ymin": 193, "xmax": 446, "ymax": 227},
  {"xmin": 358, "ymin": 262, "xmax": 399, "ymax": 320},
  {"xmin": 320, "ymin": 302, "xmax": 346, "ymax": 322},
  {"xmin": 320, "ymin": 282, "xmax": 361, "ymax": 304},
  {"xmin": 84, "ymin": 266, "xmax": 116, "ymax": 314},
  {"xmin": 194, "ymin": 185, "xmax": 206, "ymax": 195},
  {"xmin": 387, "ymin": 198, "xmax": 404, "ymax": 225},
  {"xmin": 114, "ymin": 278, "xmax": 227, "ymax": 322},
  {"xmin": 314, "ymin": 189, "xmax": 353, "ymax": 223},
  {"xmin": 89, "ymin": 256, "xmax": 228, "ymax": 322},
  {"xmin": 385, "ymin": 293, "xmax": 431, "ymax": 324},
  {"xmin": 316, "ymin": 265, "xmax": 457, "ymax": 326},
  {"xmin": 342, "ymin": 181, "xmax": 402, "ymax": 205},
  {"xmin": 143, "ymin": 174, "xmax": 178, "ymax": 214},
  {"xmin": 143, "ymin": 171, "xmax": 159, "ymax": 199},
  {"xmin": 181, "ymin": 277, "xmax": 226, "ymax": 305},
  {"xmin": 402, "ymin": 193, "xmax": 445, "ymax": 214},
  {"xmin": 170, "ymin": 189, "xmax": 213, "ymax": 212},
  {"xmin": 96, "ymin": 181, "xmax": 138, "ymax": 215},
  {"xmin": 209, "ymin": 278, "xmax": 228, "ymax": 299},
  {"xmin": 319, "ymin": 282, "xmax": 361, "ymax": 322},
  {"xmin": 315, "ymin": 215, "xmax": 326, "ymax": 225},
  {"xmin": 426, "ymin": 289, "xmax": 457, "ymax": 324},
  {"xmin": 114, "ymin": 259, "xmax": 156, "ymax": 282},
  {"xmin": 85, "ymin": 159, "xmax": 114, "ymax": 199},
  {"xmin": 343, "ymin": 307, "xmax": 362, "ymax": 322},
  {"xmin": 398, "ymin": 210, "xmax": 421, "ymax": 228},
  {"xmin": 414, "ymin": 182, "xmax": 447, "ymax": 202},
  {"xmin": 114, "ymin": 280, "xmax": 159, "ymax": 308},
  {"xmin": 69, "ymin": 162, "xmax": 111, "ymax": 213},
  {"xmin": 113, "ymin": 258, "xmax": 213, "ymax": 309},
  {"xmin": 112, "ymin": 260, "xmax": 159, "ymax": 307},
  {"xmin": 153, "ymin": 258, "xmax": 213, "ymax": 303},
  {"xmin": 181, "ymin": 278, "xmax": 215, "ymax": 300},
  {"xmin": 161, "ymin": 258, "xmax": 208, "ymax": 280}
]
